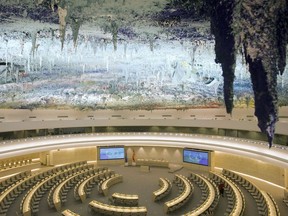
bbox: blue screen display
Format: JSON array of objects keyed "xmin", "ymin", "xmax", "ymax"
[
  {"xmin": 99, "ymin": 147, "xmax": 125, "ymax": 160},
  {"xmin": 183, "ymin": 149, "xmax": 209, "ymax": 166}
]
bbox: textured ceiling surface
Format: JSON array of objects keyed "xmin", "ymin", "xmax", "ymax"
[
  {"xmin": 0, "ymin": 0, "xmax": 287, "ymax": 111},
  {"xmin": 1, "ymin": 0, "xmax": 288, "ymax": 146}
]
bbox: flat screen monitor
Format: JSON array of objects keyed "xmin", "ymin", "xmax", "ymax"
[
  {"xmin": 99, "ymin": 146, "xmax": 125, "ymax": 160},
  {"xmin": 183, "ymin": 149, "xmax": 209, "ymax": 166}
]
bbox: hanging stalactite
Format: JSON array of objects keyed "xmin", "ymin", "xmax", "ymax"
[
  {"xmin": 207, "ymin": 0, "xmax": 288, "ymax": 147},
  {"xmin": 71, "ymin": 17, "xmax": 82, "ymax": 48},
  {"xmin": 210, "ymin": 0, "xmax": 238, "ymax": 114},
  {"xmin": 57, "ymin": 5, "xmax": 68, "ymax": 50},
  {"xmin": 238, "ymin": 0, "xmax": 287, "ymax": 147},
  {"xmin": 111, "ymin": 20, "xmax": 119, "ymax": 51}
]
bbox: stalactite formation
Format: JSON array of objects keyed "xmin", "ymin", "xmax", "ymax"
[
  {"xmin": 239, "ymin": 0, "xmax": 287, "ymax": 147},
  {"xmin": 111, "ymin": 20, "xmax": 119, "ymax": 51},
  {"xmin": 0, "ymin": 0, "xmax": 287, "ymax": 147},
  {"xmin": 71, "ymin": 17, "xmax": 82, "ymax": 48},
  {"xmin": 210, "ymin": 0, "xmax": 237, "ymax": 114},
  {"xmin": 208, "ymin": 0, "xmax": 288, "ymax": 147},
  {"xmin": 57, "ymin": 5, "xmax": 67, "ymax": 50}
]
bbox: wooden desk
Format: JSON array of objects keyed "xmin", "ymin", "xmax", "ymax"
[
  {"xmin": 211, "ymin": 172, "xmax": 244, "ymax": 216},
  {"xmin": 0, "ymin": 178, "xmax": 27, "ymax": 215},
  {"xmin": 112, "ymin": 192, "xmax": 139, "ymax": 206},
  {"xmin": 185, "ymin": 175, "xmax": 215, "ymax": 215},
  {"xmin": 140, "ymin": 165, "xmax": 150, "ymax": 172},
  {"xmin": 261, "ymin": 191, "xmax": 279, "ymax": 216},
  {"xmin": 164, "ymin": 175, "xmax": 193, "ymax": 213},
  {"xmin": 53, "ymin": 176, "xmax": 70, "ymax": 211},
  {"xmin": 61, "ymin": 209, "xmax": 80, "ymax": 216},
  {"xmin": 78, "ymin": 171, "xmax": 108, "ymax": 202},
  {"xmin": 53, "ymin": 169, "xmax": 89, "ymax": 211},
  {"xmin": 153, "ymin": 178, "xmax": 171, "ymax": 201},
  {"xmin": 101, "ymin": 174, "xmax": 123, "ymax": 196},
  {"xmin": 136, "ymin": 159, "xmax": 169, "ymax": 167},
  {"xmin": 22, "ymin": 166, "xmax": 79, "ymax": 216},
  {"xmin": 22, "ymin": 175, "xmax": 55, "ymax": 216},
  {"xmin": 89, "ymin": 200, "xmax": 147, "ymax": 215}
]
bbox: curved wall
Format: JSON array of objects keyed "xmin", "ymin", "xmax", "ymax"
[
  {"xmin": 1, "ymin": 132, "xmax": 288, "ymax": 188},
  {"xmin": 1, "ymin": 107, "xmax": 288, "ymax": 147},
  {"xmin": 0, "ymin": 107, "xmax": 288, "ymax": 193},
  {"xmin": 0, "ymin": 107, "xmax": 288, "ymax": 134}
]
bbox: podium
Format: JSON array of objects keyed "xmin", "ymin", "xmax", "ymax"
[{"xmin": 140, "ymin": 165, "xmax": 150, "ymax": 172}]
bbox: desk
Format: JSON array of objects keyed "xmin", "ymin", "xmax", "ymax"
[
  {"xmin": 101, "ymin": 174, "xmax": 123, "ymax": 196},
  {"xmin": 78, "ymin": 172, "xmax": 105, "ymax": 202},
  {"xmin": 53, "ymin": 170, "xmax": 87, "ymax": 211},
  {"xmin": 22, "ymin": 171, "xmax": 62, "ymax": 216},
  {"xmin": 61, "ymin": 209, "xmax": 80, "ymax": 216},
  {"xmin": 22, "ymin": 181, "xmax": 43, "ymax": 216},
  {"xmin": 211, "ymin": 172, "xmax": 244, "ymax": 216},
  {"xmin": 112, "ymin": 192, "xmax": 139, "ymax": 206},
  {"xmin": 0, "ymin": 179, "xmax": 26, "ymax": 215},
  {"xmin": 185, "ymin": 175, "xmax": 215, "ymax": 215},
  {"xmin": 153, "ymin": 178, "xmax": 171, "ymax": 201},
  {"xmin": 140, "ymin": 165, "xmax": 150, "ymax": 172},
  {"xmin": 136, "ymin": 159, "xmax": 169, "ymax": 167},
  {"xmin": 164, "ymin": 175, "xmax": 193, "ymax": 213},
  {"xmin": 262, "ymin": 191, "xmax": 278, "ymax": 216},
  {"xmin": 53, "ymin": 176, "xmax": 70, "ymax": 211},
  {"xmin": 89, "ymin": 200, "xmax": 147, "ymax": 215}
]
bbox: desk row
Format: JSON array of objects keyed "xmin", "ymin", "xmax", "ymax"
[{"xmin": 89, "ymin": 200, "xmax": 147, "ymax": 216}]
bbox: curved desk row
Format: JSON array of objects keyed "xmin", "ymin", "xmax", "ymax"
[
  {"xmin": 152, "ymin": 178, "xmax": 172, "ymax": 202},
  {"xmin": 61, "ymin": 209, "xmax": 80, "ymax": 216},
  {"xmin": 52, "ymin": 167, "xmax": 96, "ymax": 211},
  {"xmin": 201, "ymin": 175, "xmax": 221, "ymax": 214},
  {"xmin": 210, "ymin": 172, "xmax": 245, "ymax": 216},
  {"xmin": 89, "ymin": 200, "xmax": 147, "ymax": 216},
  {"xmin": 0, "ymin": 161, "xmax": 89, "ymax": 216},
  {"xmin": 164, "ymin": 174, "xmax": 193, "ymax": 213},
  {"xmin": 1, "ymin": 164, "xmax": 77, "ymax": 215},
  {"xmin": 76, "ymin": 169, "xmax": 113, "ymax": 202},
  {"xmin": 262, "ymin": 191, "xmax": 281, "ymax": 216},
  {"xmin": 21, "ymin": 173, "xmax": 60, "ymax": 216},
  {"xmin": 0, "ymin": 172, "xmax": 52, "ymax": 216},
  {"xmin": 185, "ymin": 173, "xmax": 216, "ymax": 215},
  {"xmin": 222, "ymin": 169, "xmax": 279, "ymax": 216},
  {"xmin": 0, "ymin": 170, "xmax": 30, "ymax": 193},
  {"xmin": 99, "ymin": 174, "xmax": 123, "ymax": 196},
  {"xmin": 48, "ymin": 165, "xmax": 98, "ymax": 206},
  {"xmin": 112, "ymin": 192, "xmax": 139, "ymax": 206},
  {"xmin": 48, "ymin": 167, "xmax": 100, "ymax": 208},
  {"xmin": 0, "ymin": 176, "xmax": 31, "ymax": 215},
  {"xmin": 21, "ymin": 163, "xmax": 92, "ymax": 216}
]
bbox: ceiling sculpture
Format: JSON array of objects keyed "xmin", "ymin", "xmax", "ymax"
[
  {"xmin": 0, "ymin": 0, "xmax": 287, "ymax": 147},
  {"xmin": 208, "ymin": 0, "xmax": 288, "ymax": 147}
]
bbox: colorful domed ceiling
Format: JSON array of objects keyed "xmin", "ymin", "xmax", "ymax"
[{"xmin": 0, "ymin": 0, "xmax": 287, "ymax": 145}]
